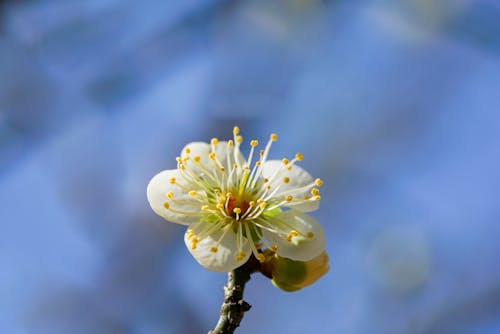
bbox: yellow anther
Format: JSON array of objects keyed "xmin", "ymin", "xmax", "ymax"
[
  {"xmin": 236, "ymin": 135, "xmax": 243, "ymax": 143},
  {"xmin": 283, "ymin": 177, "xmax": 290, "ymax": 184},
  {"xmin": 257, "ymin": 198, "xmax": 263, "ymax": 203},
  {"xmin": 228, "ymin": 140, "xmax": 234, "ymax": 147},
  {"xmin": 201, "ymin": 205, "xmax": 209, "ymax": 211},
  {"xmin": 226, "ymin": 192, "xmax": 232, "ymax": 198},
  {"xmin": 183, "ymin": 157, "xmax": 189, "ymax": 162},
  {"xmin": 263, "ymin": 178, "xmax": 269, "ymax": 183},
  {"xmin": 304, "ymin": 195, "xmax": 311, "ymax": 200},
  {"xmin": 166, "ymin": 191, "xmax": 174, "ymax": 199},
  {"xmin": 286, "ymin": 195, "xmax": 293, "ymax": 202},
  {"xmin": 287, "ymin": 166, "xmax": 292, "ymax": 171},
  {"xmin": 216, "ymin": 203, "xmax": 224, "ymax": 209},
  {"xmin": 185, "ymin": 147, "xmax": 191, "ymax": 154},
  {"xmin": 315, "ymin": 178, "xmax": 324, "ymax": 187},
  {"xmin": 194, "ymin": 156, "xmax": 201, "ymax": 162},
  {"xmin": 211, "ymin": 138, "xmax": 219, "ymax": 145},
  {"xmin": 210, "ymin": 247, "xmax": 218, "ymax": 253},
  {"xmin": 286, "ymin": 230, "xmax": 299, "ymax": 242},
  {"xmin": 282, "ymin": 158, "xmax": 289, "ymax": 165},
  {"xmin": 169, "ymin": 177, "xmax": 176, "ymax": 184},
  {"xmin": 270, "ymin": 245, "xmax": 278, "ymax": 252},
  {"xmin": 311, "ymin": 188, "xmax": 320, "ymax": 196},
  {"xmin": 233, "ymin": 164, "xmax": 238, "ymax": 169},
  {"xmin": 190, "ymin": 238, "xmax": 199, "ymax": 250},
  {"xmin": 220, "ymin": 167, "xmax": 225, "ymax": 172},
  {"xmin": 259, "ymin": 150, "xmax": 264, "ymax": 156},
  {"xmin": 179, "ymin": 164, "xmax": 186, "ymax": 170},
  {"xmin": 314, "ymin": 195, "xmax": 321, "ymax": 201},
  {"xmin": 244, "ymin": 166, "xmax": 250, "ymax": 171},
  {"xmin": 266, "ymin": 185, "xmax": 271, "ymax": 190},
  {"xmin": 235, "ymin": 251, "xmax": 247, "ymax": 261},
  {"xmin": 250, "ymin": 140, "xmax": 258, "ymax": 147},
  {"xmin": 163, "ymin": 202, "xmax": 170, "ymax": 209},
  {"xmin": 209, "ymin": 152, "xmax": 216, "ymax": 160},
  {"xmin": 270, "ymin": 133, "xmax": 278, "ymax": 141},
  {"xmin": 256, "ymin": 253, "xmax": 266, "ymax": 263},
  {"xmin": 256, "ymin": 161, "xmax": 261, "ymax": 166},
  {"xmin": 186, "ymin": 229, "xmax": 194, "ymax": 238},
  {"xmin": 307, "ymin": 232, "xmax": 315, "ymax": 238},
  {"xmin": 176, "ymin": 157, "xmax": 182, "ymax": 163},
  {"xmin": 233, "ymin": 126, "xmax": 240, "ymax": 135},
  {"xmin": 189, "ymin": 190, "xmax": 197, "ymax": 196},
  {"xmin": 249, "ymin": 201, "xmax": 255, "ymax": 207},
  {"xmin": 259, "ymin": 202, "xmax": 267, "ymax": 209},
  {"xmin": 233, "ymin": 208, "xmax": 242, "ymax": 214},
  {"xmin": 295, "ymin": 152, "xmax": 304, "ymax": 161}
]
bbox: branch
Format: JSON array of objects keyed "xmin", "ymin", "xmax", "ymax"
[{"xmin": 208, "ymin": 257, "xmax": 259, "ymax": 334}]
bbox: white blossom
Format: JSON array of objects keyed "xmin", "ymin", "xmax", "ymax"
[{"xmin": 147, "ymin": 127, "xmax": 325, "ymax": 272}]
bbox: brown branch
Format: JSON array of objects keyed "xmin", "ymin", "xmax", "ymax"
[{"xmin": 208, "ymin": 256, "xmax": 259, "ymax": 334}]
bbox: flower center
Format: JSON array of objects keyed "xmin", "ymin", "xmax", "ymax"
[{"xmin": 227, "ymin": 197, "xmax": 251, "ymax": 220}]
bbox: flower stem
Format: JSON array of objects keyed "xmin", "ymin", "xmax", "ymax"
[{"xmin": 208, "ymin": 257, "xmax": 259, "ymax": 334}]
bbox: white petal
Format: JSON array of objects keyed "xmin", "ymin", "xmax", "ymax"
[
  {"xmin": 261, "ymin": 160, "xmax": 319, "ymax": 212},
  {"xmin": 147, "ymin": 169, "xmax": 203, "ymax": 225},
  {"xmin": 184, "ymin": 225, "xmax": 251, "ymax": 272},
  {"xmin": 262, "ymin": 210, "xmax": 325, "ymax": 261},
  {"xmin": 181, "ymin": 141, "xmax": 246, "ymax": 176}
]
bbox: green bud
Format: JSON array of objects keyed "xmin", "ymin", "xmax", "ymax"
[{"xmin": 263, "ymin": 251, "xmax": 329, "ymax": 292}]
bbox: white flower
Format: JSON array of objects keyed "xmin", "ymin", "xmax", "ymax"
[{"xmin": 147, "ymin": 126, "xmax": 325, "ymax": 272}]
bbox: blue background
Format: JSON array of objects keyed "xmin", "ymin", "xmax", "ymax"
[{"xmin": 1, "ymin": 1, "xmax": 500, "ymax": 333}]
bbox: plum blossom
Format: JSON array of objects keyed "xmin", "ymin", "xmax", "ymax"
[{"xmin": 147, "ymin": 127, "xmax": 325, "ymax": 272}]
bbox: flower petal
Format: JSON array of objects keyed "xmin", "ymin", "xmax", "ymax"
[
  {"xmin": 262, "ymin": 210, "xmax": 325, "ymax": 261},
  {"xmin": 184, "ymin": 225, "xmax": 251, "ymax": 272},
  {"xmin": 261, "ymin": 160, "xmax": 319, "ymax": 212},
  {"xmin": 147, "ymin": 169, "xmax": 203, "ymax": 225}
]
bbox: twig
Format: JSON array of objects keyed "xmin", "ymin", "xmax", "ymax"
[{"xmin": 208, "ymin": 257, "xmax": 259, "ymax": 334}]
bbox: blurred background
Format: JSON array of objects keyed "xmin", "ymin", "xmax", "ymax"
[{"xmin": 1, "ymin": 0, "xmax": 500, "ymax": 333}]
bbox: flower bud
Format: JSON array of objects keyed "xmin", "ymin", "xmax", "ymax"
[{"xmin": 264, "ymin": 251, "xmax": 329, "ymax": 292}]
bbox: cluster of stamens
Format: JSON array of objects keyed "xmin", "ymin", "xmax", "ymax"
[{"xmin": 163, "ymin": 126, "xmax": 323, "ymax": 263}]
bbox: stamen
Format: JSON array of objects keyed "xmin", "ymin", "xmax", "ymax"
[
  {"xmin": 235, "ymin": 252, "xmax": 247, "ymax": 261},
  {"xmin": 163, "ymin": 202, "xmax": 201, "ymax": 216},
  {"xmin": 286, "ymin": 230, "xmax": 299, "ymax": 242},
  {"xmin": 315, "ymin": 178, "xmax": 324, "ymax": 187},
  {"xmin": 244, "ymin": 223, "xmax": 265, "ymax": 263}
]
